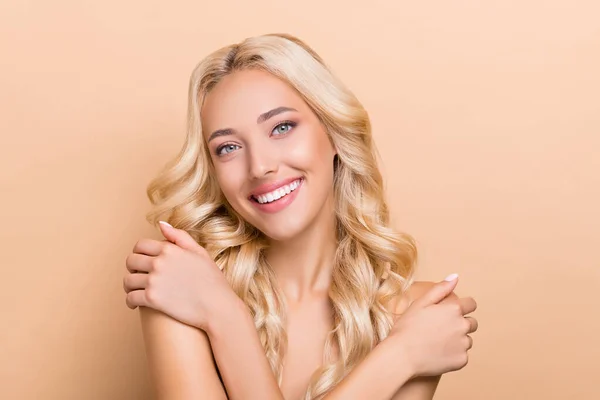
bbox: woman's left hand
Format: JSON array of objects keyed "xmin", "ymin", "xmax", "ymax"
[{"xmin": 123, "ymin": 221, "xmax": 239, "ymax": 332}]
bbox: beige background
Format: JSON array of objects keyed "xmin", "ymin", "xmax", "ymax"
[{"xmin": 1, "ymin": 0, "xmax": 598, "ymax": 399}]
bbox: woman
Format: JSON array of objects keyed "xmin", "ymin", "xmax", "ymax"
[{"xmin": 123, "ymin": 33, "xmax": 478, "ymax": 400}]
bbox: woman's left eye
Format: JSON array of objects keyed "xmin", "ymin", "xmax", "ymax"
[{"xmin": 271, "ymin": 121, "xmax": 296, "ymax": 136}]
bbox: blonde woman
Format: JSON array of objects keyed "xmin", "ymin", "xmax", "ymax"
[{"xmin": 123, "ymin": 33, "xmax": 478, "ymax": 400}]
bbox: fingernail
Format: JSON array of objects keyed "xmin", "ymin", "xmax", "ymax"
[
  {"xmin": 444, "ymin": 273, "xmax": 459, "ymax": 282},
  {"xmin": 159, "ymin": 221, "xmax": 173, "ymax": 228}
]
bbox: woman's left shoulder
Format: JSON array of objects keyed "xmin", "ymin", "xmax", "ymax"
[{"xmin": 390, "ymin": 280, "xmax": 459, "ymax": 316}]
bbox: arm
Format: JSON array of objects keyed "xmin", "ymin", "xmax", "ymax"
[
  {"xmin": 390, "ymin": 376, "xmax": 441, "ymax": 400},
  {"xmin": 322, "ymin": 336, "xmax": 416, "ymax": 399},
  {"xmin": 139, "ymin": 307, "xmax": 228, "ymax": 400},
  {"xmin": 140, "ymin": 302, "xmax": 283, "ymax": 400},
  {"xmin": 139, "ymin": 279, "xmax": 458, "ymax": 400},
  {"xmin": 139, "ymin": 292, "xmax": 434, "ymax": 400},
  {"xmin": 141, "ymin": 298, "xmax": 412, "ymax": 400},
  {"xmin": 141, "ymin": 268, "xmax": 462, "ymax": 400},
  {"xmin": 205, "ymin": 299, "xmax": 284, "ymax": 400},
  {"xmin": 389, "ymin": 281, "xmax": 458, "ymax": 400}
]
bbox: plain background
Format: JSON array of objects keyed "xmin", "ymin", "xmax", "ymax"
[{"xmin": 1, "ymin": 1, "xmax": 598, "ymax": 399}]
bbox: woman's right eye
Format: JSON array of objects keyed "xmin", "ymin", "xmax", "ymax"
[{"xmin": 216, "ymin": 143, "xmax": 240, "ymax": 156}]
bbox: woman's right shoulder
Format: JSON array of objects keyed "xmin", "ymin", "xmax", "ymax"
[{"xmin": 139, "ymin": 308, "xmax": 227, "ymax": 399}]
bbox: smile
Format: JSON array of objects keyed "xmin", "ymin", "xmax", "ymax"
[
  {"xmin": 253, "ymin": 178, "xmax": 302, "ymax": 204},
  {"xmin": 249, "ymin": 177, "xmax": 304, "ymax": 214}
]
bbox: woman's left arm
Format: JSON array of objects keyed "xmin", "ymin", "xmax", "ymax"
[
  {"xmin": 390, "ymin": 376, "xmax": 441, "ymax": 400},
  {"xmin": 388, "ymin": 281, "xmax": 462, "ymax": 400}
]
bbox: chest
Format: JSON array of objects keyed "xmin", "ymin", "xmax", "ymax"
[{"xmin": 279, "ymin": 300, "xmax": 338, "ymax": 400}]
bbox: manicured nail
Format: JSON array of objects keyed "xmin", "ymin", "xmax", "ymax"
[
  {"xmin": 444, "ymin": 273, "xmax": 459, "ymax": 282},
  {"xmin": 159, "ymin": 221, "xmax": 172, "ymax": 228}
]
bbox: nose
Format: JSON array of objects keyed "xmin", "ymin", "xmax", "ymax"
[{"xmin": 247, "ymin": 143, "xmax": 278, "ymax": 179}]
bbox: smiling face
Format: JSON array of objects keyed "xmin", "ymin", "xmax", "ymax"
[{"xmin": 200, "ymin": 68, "xmax": 338, "ymax": 242}]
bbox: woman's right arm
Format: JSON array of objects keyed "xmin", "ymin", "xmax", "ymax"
[
  {"xmin": 139, "ymin": 307, "xmax": 228, "ymax": 400},
  {"xmin": 140, "ymin": 299, "xmax": 285, "ymax": 400}
]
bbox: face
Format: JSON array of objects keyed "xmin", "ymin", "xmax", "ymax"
[{"xmin": 200, "ymin": 69, "xmax": 337, "ymax": 242}]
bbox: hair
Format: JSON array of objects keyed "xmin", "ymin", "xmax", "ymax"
[{"xmin": 145, "ymin": 33, "xmax": 418, "ymax": 399}]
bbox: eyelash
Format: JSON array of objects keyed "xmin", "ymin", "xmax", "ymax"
[
  {"xmin": 215, "ymin": 120, "xmax": 297, "ymax": 156},
  {"xmin": 271, "ymin": 120, "xmax": 296, "ymax": 136}
]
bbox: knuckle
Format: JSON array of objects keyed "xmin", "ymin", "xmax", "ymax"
[
  {"xmin": 461, "ymin": 318, "xmax": 471, "ymax": 332},
  {"xmin": 146, "ymin": 273, "xmax": 157, "ymax": 289},
  {"xmin": 132, "ymin": 239, "xmax": 144, "ymax": 253},
  {"xmin": 451, "ymin": 302, "xmax": 462, "ymax": 314},
  {"xmin": 145, "ymin": 288, "xmax": 158, "ymax": 305},
  {"xmin": 463, "ymin": 335, "xmax": 472, "ymax": 348},
  {"xmin": 458, "ymin": 353, "xmax": 469, "ymax": 369},
  {"xmin": 151, "ymin": 256, "xmax": 163, "ymax": 272},
  {"xmin": 125, "ymin": 293, "xmax": 134, "ymax": 309},
  {"xmin": 125, "ymin": 254, "xmax": 134, "ymax": 270},
  {"xmin": 161, "ymin": 243, "xmax": 176, "ymax": 256}
]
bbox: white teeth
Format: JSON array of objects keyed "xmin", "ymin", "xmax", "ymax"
[{"xmin": 254, "ymin": 179, "xmax": 302, "ymax": 204}]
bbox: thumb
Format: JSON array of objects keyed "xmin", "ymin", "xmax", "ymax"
[
  {"xmin": 158, "ymin": 221, "xmax": 203, "ymax": 253},
  {"xmin": 414, "ymin": 273, "xmax": 459, "ymax": 307}
]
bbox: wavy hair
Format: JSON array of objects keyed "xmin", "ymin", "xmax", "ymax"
[{"xmin": 145, "ymin": 33, "xmax": 418, "ymax": 399}]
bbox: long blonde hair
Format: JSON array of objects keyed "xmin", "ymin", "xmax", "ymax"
[{"xmin": 145, "ymin": 33, "xmax": 418, "ymax": 399}]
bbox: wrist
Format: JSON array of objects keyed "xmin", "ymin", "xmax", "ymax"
[
  {"xmin": 325, "ymin": 336, "xmax": 416, "ymax": 400},
  {"xmin": 205, "ymin": 296, "xmax": 250, "ymax": 338},
  {"xmin": 380, "ymin": 335, "xmax": 418, "ymax": 381}
]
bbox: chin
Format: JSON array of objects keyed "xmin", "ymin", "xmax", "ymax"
[{"xmin": 255, "ymin": 220, "xmax": 306, "ymax": 242}]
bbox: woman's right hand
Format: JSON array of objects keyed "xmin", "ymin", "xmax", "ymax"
[{"xmin": 388, "ymin": 275, "xmax": 478, "ymax": 378}]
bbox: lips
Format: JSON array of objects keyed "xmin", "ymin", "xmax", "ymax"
[
  {"xmin": 248, "ymin": 176, "xmax": 304, "ymax": 198},
  {"xmin": 253, "ymin": 179, "xmax": 302, "ymax": 204},
  {"xmin": 248, "ymin": 177, "xmax": 304, "ymax": 213}
]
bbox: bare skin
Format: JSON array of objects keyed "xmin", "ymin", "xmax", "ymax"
[
  {"xmin": 126, "ymin": 68, "xmax": 478, "ymax": 399},
  {"xmin": 137, "ymin": 278, "xmax": 452, "ymax": 400},
  {"xmin": 277, "ymin": 281, "xmax": 445, "ymax": 400}
]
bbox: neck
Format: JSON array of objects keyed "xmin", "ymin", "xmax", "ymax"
[{"xmin": 265, "ymin": 197, "xmax": 337, "ymax": 304}]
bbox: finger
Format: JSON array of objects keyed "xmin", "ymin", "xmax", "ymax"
[
  {"xmin": 459, "ymin": 297, "xmax": 477, "ymax": 315},
  {"xmin": 158, "ymin": 221, "xmax": 205, "ymax": 254},
  {"xmin": 123, "ymin": 273, "xmax": 150, "ymax": 293},
  {"xmin": 126, "ymin": 290, "xmax": 148, "ymax": 309},
  {"xmin": 126, "ymin": 253, "xmax": 154, "ymax": 273},
  {"xmin": 413, "ymin": 274, "xmax": 459, "ymax": 307},
  {"xmin": 465, "ymin": 316, "xmax": 478, "ymax": 333},
  {"xmin": 466, "ymin": 335, "xmax": 473, "ymax": 350},
  {"xmin": 132, "ymin": 238, "xmax": 165, "ymax": 256}
]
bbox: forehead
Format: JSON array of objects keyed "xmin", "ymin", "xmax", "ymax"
[{"xmin": 200, "ymin": 69, "xmax": 308, "ymax": 135}]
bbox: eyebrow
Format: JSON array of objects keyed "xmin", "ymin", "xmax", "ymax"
[{"xmin": 207, "ymin": 106, "xmax": 298, "ymax": 143}]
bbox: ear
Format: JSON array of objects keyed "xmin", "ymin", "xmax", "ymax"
[{"xmin": 333, "ymin": 153, "xmax": 340, "ymax": 173}]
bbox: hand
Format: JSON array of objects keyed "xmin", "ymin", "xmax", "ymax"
[
  {"xmin": 389, "ymin": 275, "xmax": 478, "ymax": 377},
  {"xmin": 123, "ymin": 221, "xmax": 239, "ymax": 332}
]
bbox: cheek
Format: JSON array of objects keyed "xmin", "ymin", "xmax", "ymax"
[
  {"xmin": 214, "ymin": 165, "xmax": 245, "ymax": 206},
  {"xmin": 287, "ymin": 129, "xmax": 334, "ymax": 171}
]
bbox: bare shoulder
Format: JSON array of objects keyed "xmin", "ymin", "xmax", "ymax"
[
  {"xmin": 139, "ymin": 307, "xmax": 227, "ymax": 399},
  {"xmin": 388, "ymin": 281, "xmax": 448, "ymax": 400}
]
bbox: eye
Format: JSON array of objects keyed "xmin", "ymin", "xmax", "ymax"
[
  {"xmin": 216, "ymin": 143, "xmax": 240, "ymax": 156},
  {"xmin": 271, "ymin": 121, "xmax": 296, "ymax": 136}
]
